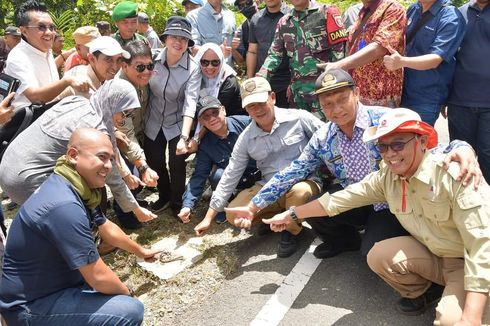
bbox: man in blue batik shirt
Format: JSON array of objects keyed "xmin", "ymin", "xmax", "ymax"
[
  {"xmin": 178, "ymin": 96, "xmax": 259, "ymax": 224},
  {"xmin": 383, "ymin": 0, "xmax": 465, "ymax": 126},
  {"xmin": 228, "ymin": 68, "xmax": 481, "ymax": 259}
]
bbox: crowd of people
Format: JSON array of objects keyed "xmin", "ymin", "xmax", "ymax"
[{"xmin": 0, "ymin": 0, "xmax": 488, "ymax": 325}]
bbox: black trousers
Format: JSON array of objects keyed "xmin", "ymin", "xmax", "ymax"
[
  {"xmin": 307, "ymin": 184, "xmax": 409, "ymax": 256},
  {"xmin": 144, "ymin": 130, "xmax": 187, "ymax": 210}
]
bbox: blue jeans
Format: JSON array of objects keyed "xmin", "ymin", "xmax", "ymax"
[
  {"xmin": 402, "ymin": 103, "xmax": 441, "ymax": 126},
  {"xmin": 448, "ymin": 104, "xmax": 490, "ymax": 182},
  {"xmin": 2, "ymin": 286, "xmax": 144, "ymax": 326}
]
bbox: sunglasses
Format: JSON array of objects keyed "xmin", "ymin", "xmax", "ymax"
[
  {"xmin": 200, "ymin": 59, "xmax": 220, "ymax": 67},
  {"xmin": 26, "ymin": 24, "xmax": 56, "ymax": 32},
  {"xmin": 133, "ymin": 63, "xmax": 155, "ymax": 73},
  {"xmin": 200, "ymin": 109, "xmax": 220, "ymax": 121},
  {"xmin": 376, "ymin": 136, "xmax": 416, "ymax": 153}
]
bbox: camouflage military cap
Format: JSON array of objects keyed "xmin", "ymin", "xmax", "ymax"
[
  {"xmin": 315, "ymin": 68, "xmax": 355, "ymax": 95},
  {"xmin": 241, "ymin": 77, "xmax": 272, "ymax": 108}
]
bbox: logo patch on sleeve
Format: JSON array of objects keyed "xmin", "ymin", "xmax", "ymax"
[{"xmin": 326, "ymin": 6, "xmax": 348, "ymax": 45}]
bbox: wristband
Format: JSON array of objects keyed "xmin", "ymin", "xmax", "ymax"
[
  {"xmin": 288, "ymin": 206, "xmax": 298, "ymax": 222},
  {"xmin": 137, "ymin": 163, "xmax": 149, "ymax": 174},
  {"xmin": 180, "ymin": 134, "xmax": 189, "ymax": 142}
]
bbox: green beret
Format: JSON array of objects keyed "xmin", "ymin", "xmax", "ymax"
[{"xmin": 112, "ymin": 1, "xmax": 138, "ymax": 22}]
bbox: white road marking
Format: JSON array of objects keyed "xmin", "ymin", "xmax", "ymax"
[{"xmin": 250, "ymin": 237, "xmax": 323, "ymax": 326}]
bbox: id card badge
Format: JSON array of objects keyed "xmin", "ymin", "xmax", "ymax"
[{"xmin": 358, "ymin": 39, "xmax": 366, "ymax": 50}]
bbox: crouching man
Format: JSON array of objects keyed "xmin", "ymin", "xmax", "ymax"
[
  {"xmin": 0, "ymin": 128, "xmax": 161, "ymax": 325},
  {"xmin": 264, "ymin": 109, "xmax": 489, "ymax": 325}
]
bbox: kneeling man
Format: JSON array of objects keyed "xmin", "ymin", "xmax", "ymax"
[
  {"xmin": 264, "ymin": 109, "xmax": 489, "ymax": 325},
  {"xmin": 0, "ymin": 128, "xmax": 160, "ymax": 325}
]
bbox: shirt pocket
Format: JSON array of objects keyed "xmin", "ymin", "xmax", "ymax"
[
  {"xmin": 457, "ymin": 193, "xmax": 486, "ymax": 229},
  {"xmin": 420, "ymin": 199, "xmax": 451, "ymax": 226},
  {"xmin": 282, "ymin": 33, "xmax": 295, "ymax": 58},
  {"xmin": 282, "ymin": 130, "xmax": 305, "ymax": 146},
  {"xmin": 305, "ymin": 26, "xmax": 330, "ymax": 61}
]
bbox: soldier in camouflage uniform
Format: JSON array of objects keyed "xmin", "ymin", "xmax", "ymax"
[
  {"xmin": 258, "ymin": 0, "xmax": 347, "ymax": 120},
  {"xmin": 111, "ymin": 1, "xmax": 148, "ymax": 47}
]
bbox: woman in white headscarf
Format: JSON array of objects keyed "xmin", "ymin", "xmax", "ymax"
[
  {"xmin": 0, "ymin": 79, "xmax": 156, "ymax": 223},
  {"xmin": 195, "ymin": 43, "xmax": 245, "ymax": 116}
]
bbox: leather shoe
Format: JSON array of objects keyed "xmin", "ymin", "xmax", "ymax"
[
  {"xmin": 277, "ymin": 231, "xmax": 298, "ymax": 258},
  {"xmin": 313, "ymin": 239, "xmax": 360, "ymax": 259},
  {"xmin": 397, "ymin": 283, "xmax": 444, "ymax": 316}
]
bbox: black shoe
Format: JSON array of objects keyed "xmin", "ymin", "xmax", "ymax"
[
  {"xmin": 136, "ymin": 199, "xmax": 149, "ymax": 208},
  {"xmin": 150, "ymin": 198, "xmax": 170, "ymax": 214},
  {"xmin": 277, "ymin": 231, "xmax": 298, "ymax": 258},
  {"xmin": 313, "ymin": 239, "xmax": 360, "ymax": 259},
  {"xmin": 397, "ymin": 283, "xmax": 444, "ymax": 316},
  {"xmin": 113, "ymin": 204, "xmax": 142, "ymax": 230}
]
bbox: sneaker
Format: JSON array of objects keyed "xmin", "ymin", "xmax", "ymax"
[
  {"xmin": 149, "ymin": 198, "xmax": 170, "ymax": 214},
  {"xmin": 396, "ymin": 283, "xmax": 444, "ymax": 316},
  {"xmin": 313, "ymin": 239, "xmax": 360, "ymax": 259},
  {"xmin": 277, "ymin": 231, "xmax": 298, "ymax": 258},
  {"xmin": 215, "ymin": 212, "xmax": 227, "ymax": 224}
]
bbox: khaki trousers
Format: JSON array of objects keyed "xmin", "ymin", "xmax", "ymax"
[
  {"xmin": 226, "ymin": 180, "xmax": 320, "ymax": 235},
  {"xmin": 367, "ymin": 236, "xmax": 490, "ymax": 326}
]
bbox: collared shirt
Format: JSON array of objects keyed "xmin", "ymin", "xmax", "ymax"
[
  {"xmin": 248, "ymin": 3, "xmax": 291, "ymax": 92},
  {"xmin": 448, "ymin": 0, "xmax": 490, "ymax": 108},
  {"xmin": 348, "ymin": 0, "xmax": 406, "ymax": 107},
  {"xmin": 63, "ymin": 52, "xmax": 88, "ymax": 72},
  {"xmin": 186, "ymin": 3, "xmax": 236, "ymax": 64},
  {"xmin": 4, "ymin": 39, "xmax": 59, "ymax": 108},
  {"xmin": 258, "ymin": 1, "xmax": 346, "ymax": 115},
  {"xmin": 58, "ymin": 64, "xmax": 102, "ymax": 99},
  {"xmin": 145, "ymin": 48, "xmax": 201, "ymax": 141},
  {"xmin": 112, "ymin": 31, "xmax": 148, "ymax": 47},
  {"xmin": 210, "ymin": 107, "xmax": 324, "ymax": 211},
  {"xmin": 182, "ymin": 116, "xmax": 254, "ymax": 210},
  {"xmin": 144, "ymin": 27, "xmax": 161, "ymax": 49},
  {"xmin": 318, "ymin": 152, "xmax": 490, "ymax": 293},
  {"xmin": 252, "ymin": 102, "xmax": 469, "ymax": 210},
  {"xmin": 402, "ymin": 0, "xmax": 465, "ymax": 106}
]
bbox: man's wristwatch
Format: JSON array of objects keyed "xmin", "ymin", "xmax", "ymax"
[
  {"xmin": 137, "ymin": 163, "xmax": 149, "ymax": 174},
  {"xmin": 288, "ymin": 206, "xmax": 298, "ymax": 222}
]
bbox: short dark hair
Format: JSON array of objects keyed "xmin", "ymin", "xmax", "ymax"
[
  {"xmin": 123, "ymin": 40, "xmax": 152, "ymax": 63},
  {"xmin": 15, "ymin": 0, "xmax": 48, "ymax": 27},
  {"xmin": 91, "ymin": 50, "xmax": 102, "ymax": 59}
]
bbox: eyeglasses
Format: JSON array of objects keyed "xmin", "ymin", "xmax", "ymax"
[
  {"xmin": 376, "ymin": 136, "xmax": 416, "ymax": 153},
  {"xmin": 200, "ymin": 59, "xmax": 220, "ymax": 67},
  {"xmin": 200, "ymin": 109, "xmax": 220, "ymax": 121},
  {"xmin": 133, "ymin": 63, "xmax": 155, "ymax": 73},
  {"xmin": 25, "ymin": 24, "xmax": 56, "ymax": 32},
  {"xmin": 122, "ymin": 110, "xmax": 135, "ymax": 119}
]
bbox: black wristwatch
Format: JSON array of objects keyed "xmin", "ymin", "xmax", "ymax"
[
  {"xmin": 137, "ymin": 163, "xmax": 149, "ymax": 174},
  {"xmin": 288, "ymin": 206, "xmax": 298, "ymax": 222}
]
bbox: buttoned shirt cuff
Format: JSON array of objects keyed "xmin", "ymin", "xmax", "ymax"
[{"xmin": 252, "ymin": 195, "xmax": 267, "ymax": 210}]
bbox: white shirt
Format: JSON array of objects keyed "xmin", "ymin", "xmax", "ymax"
[{"xmin": 4, "ymin": 39, "xmax": 59, "ymax": 109}]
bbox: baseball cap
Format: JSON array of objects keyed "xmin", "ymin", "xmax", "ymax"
[
  {"xmin": 363, "ymin": 108, "xmax": 438, "ymax": 149},
  {"xmin": 89, "ymin": 36, "xmax": 131, "ymax": 59},
  {"xmin": 240, "ymin": 77, "xmax": 272, "ymax": 108},
  {"xmin": 160, "ymin": 16, "xmax": 194, "ymax": 47},
  {"xmin": 182, "ymin": 0, "xmax": 204, "ymax": 6},
  {"xmin": 112, "ymin": 1, "xmax": 138, "ymax": 22},
  {"xmin": 314, "ymin": 68, "xmax": 355, "ymax": 95},
  {"xmin": 138, "ymin": 12, "xmax": 149, "ymax": 23},
  {"xmin": 5, "ymin": 26, "xmax": 21, "ymax": 36},
  {"xmin": 197, "ymin": 96, "xmax": 222, "ymax": 118},
  {"xmin": 73, "ymin": 26, "xmax": 101, "ymax": 46}
]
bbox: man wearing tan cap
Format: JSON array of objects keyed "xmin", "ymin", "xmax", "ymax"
[
  {"xmin": 59, "ymin": 36, "xmax": 130, "ymax": 99},
  {"xmin": 195, "ymin": 77, "xmax": 324, "ymax": 258},
  {"xmin": 63, "ymin": 26, "xmax": 101, "ymax": 72},
  {"xmin": 264, "ymin": 108, "xmax": 489, "ymax": 325}
]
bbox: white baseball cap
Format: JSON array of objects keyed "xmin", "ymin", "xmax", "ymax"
[{"xmin": 89, "ymin": 36, "xmax": 130, "ymax": 59}]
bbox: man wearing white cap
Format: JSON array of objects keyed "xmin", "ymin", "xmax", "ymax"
[
  {"xmin": 264, "ymin": 108, "xmax": 490, "ymax": 324},
  {"xmin": 63, "ymin": 26, "xmax": 101, "ymax": 72},
  {"xmin": 60, "ymin": 36, "xmax": 130, "ymax": 99}
]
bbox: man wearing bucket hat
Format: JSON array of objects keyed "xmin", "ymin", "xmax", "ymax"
[
  {"xmin": 112, "ymin": 1, "xmax": 148, "ymax": 47},
  {"xmin": 230, "ymin": 68, "xmax": 479, "ymax": 260},
  {"xmin": 195, "ymin": 77, "xmax": 324, "ymax": 258},
  {"xmin": 178, "ymin": 96, "xmax": 258, "ymax": 225},
  {"xmin": 263, "ymin": 108, "xmax": 490, "ymax": 324}
]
